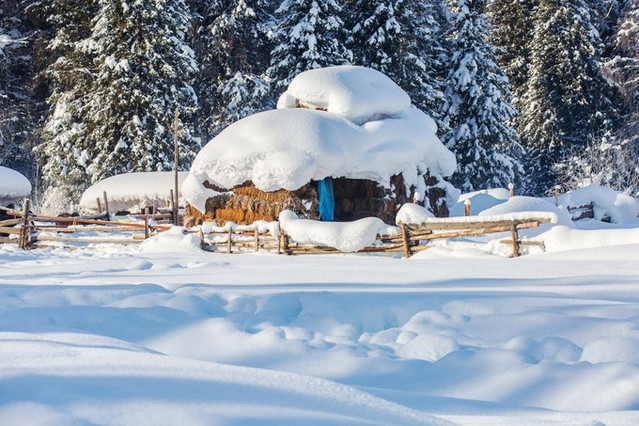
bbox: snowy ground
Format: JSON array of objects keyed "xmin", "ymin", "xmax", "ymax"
[{"xmin": 1, "ymin": 220, "xmax": 639, "ymax": 425}]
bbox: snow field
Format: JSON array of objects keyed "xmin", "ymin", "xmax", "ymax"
[{"xmin": 1, "ymin": 238, "xmax": 639, "ymax": 425}]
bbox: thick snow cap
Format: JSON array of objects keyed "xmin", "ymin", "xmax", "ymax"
[
  {"xmin": 79, "ymin": 172, "xmax": 189, "ymax": 213},
  {"xmin": 0, "ymin": 166, "xmax": 31, "ymax": 206},
  {"xmin": 184, "ymin": 66, "xmax": 457, "ymax": 213},
  {"xmin": 277, "ymin": 65, "xmax": 412, "ymax": 125}
]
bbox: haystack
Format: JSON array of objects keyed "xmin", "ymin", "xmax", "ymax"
[{"xmin": 182, "ymin": 66, "xmax": 458, "ymax": 226}]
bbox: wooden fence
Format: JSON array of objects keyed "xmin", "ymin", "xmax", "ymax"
[{"xmin": 1, "ymin": 200, "xmax": 551, "ymax": 257}]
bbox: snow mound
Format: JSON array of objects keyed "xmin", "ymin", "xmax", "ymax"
[
  {"xmin": 553, "ymin": 185, "xmax": 639, "ymax": 224},
  {"xmin": 480, "ymin": 196, "xmax": 574, "ymax": 227},
  {"xmin": 184, "ymin": 108, "xmax": 456, "ymax": 212},
  {"xmin": 140, "ymin": 227, "xmax": 202, "ymax": 253},
  {"xmin": 80, "ymin": 172, "xmax": 189, "ymax": 213},
  {"xmin": 396, "ymin": 203, "xmax": 434, "ymax": 225},
  {"xmin": 277, "ymin": 65, "xmax": 412, "ymax": 125},
  {"xmin": 458, "ymin": 187, "xmax": 510, "ymax": 202},
  {"xmin": 450, "ymin": 192, "xmax": 508, "ymax": 216},
  {"xmin": 610, "ymin": 194, "xmax": 639, "ymax": 224},
  {"xmin": 279, "ymin": 210, "xmax": 385, "ymax": 252},
  {"xmin": 0, "ymin": 166, "xmax": 31, "ymax": 205}
]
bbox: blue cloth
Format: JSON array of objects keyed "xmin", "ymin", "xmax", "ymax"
[{"xmin": 317, "ymin": 177, "xmax": 335, "ymax": 221}]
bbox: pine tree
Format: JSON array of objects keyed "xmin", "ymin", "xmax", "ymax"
[
  {"xmin": 348, "ymin": 0, "xmax": 449, "ymax": 125},
  {"xmin": 486, "ymin": 0, "xmax": 534, "ymax": 110},
  {"xmin": 198, "ymin": 0, "xmax": 272, "ymax": 137},
  {"xmin": 39, "ymin": 0, "xmax": 200, "ymax": 205},
  {"xmin": 520, "ymin": 0, "xmax": 619, "ymax": 194},
  {"xmin": 440, "ymin": 0, "xmax": 523, "ymax": 192},
  {"xmin": 35, "ymin": 0, "xmax": 97, "ymax": 207},
  {"xmin": 267, "ymin": 0, "xmax": 352, "ymax": 97},
  {"xmin": 0, "ymin": 0, "xmax": 44, "ymax": 181}
]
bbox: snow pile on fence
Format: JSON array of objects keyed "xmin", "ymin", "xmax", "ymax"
[
  {"xmin": 479, "ymin": 196, "xmax": 573, "ymax": 226},
  {"xmin": 183, "ymin": 65, "xmax": 457, "ymax": 213},
  {"xmin": 80, "ymin": 172, "xmax": 189, "ymax": 213},
  {"xmin": 279, "ymin": 210, "xmax": 386, "ymax": 252},
  {"xmin": 0, "ymin": 166, "xmax": 31, "ymax": 206},
  {"xmin": 140, "ymin": 227, "xmax": 202, "ymax": 253},
  {"xmin": 395, "ymin": 203, "xmax": 434, "ymax": 225}
]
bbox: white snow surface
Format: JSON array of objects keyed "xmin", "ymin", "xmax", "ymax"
[
  {"xmin": 2, "ymin": 215, "xmax": 639, "ymax": 425},
  {"xmin": 139, "ymin": 227, "xmax": 202, "ymax": 253},
  {"xmin": 184, "ymin": 66, "xmax": 456, "ymax": 213},
  {"xmin": 279, "ymin": 210, "xmax": 385, "ymax": 252},
  {"xmin": 79, "ymin": 172, "xmax": 189, "ymax": 213},
  {"xmin": 551, "ymin": 184, "xmax": 639, "ymax": 224},
  {"xmin": 0, "ymin": 166, "xmax": 31, "ymax": 205},
  {"xmin": 277, "ymin": 65, "xmax": 412, "ymax": 125}
]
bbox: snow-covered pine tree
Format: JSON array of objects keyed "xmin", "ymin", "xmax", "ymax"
[
  {"xmin": 35, "ymin": 0, "xmax": 98, "ymax": 209},
  {"xmin": 76, "ymin": 0, "xmax": 200, "ymax": 183},
  {"xmin": 266, "ymin": 0, "xmax": 352, "ymax": 98},
  {"xmin": 0, "ymin": 0, "xmax": 35, "ymax": 176},
  {"xmin": 520, "ymin": 0, "xmax": 619, "ymax": 194},
  {"xmin": 485, "ymin": 0, "xmax": 534, "ymax": 113},
  {"xmin": 347, "ymin": 0, "xmax": 449, "ymax": 126},
  {"xmin": 440, "ymin": 0, "xmax": 523, "ymax": 192},
  {"xmin": 196, "ymin": 0, "xmax": 272, "ymax": 138}
]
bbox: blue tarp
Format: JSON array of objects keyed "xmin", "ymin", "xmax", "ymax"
[{"xmin": 317, "ymin": 177, "xmax": 335, "ymax": 221}]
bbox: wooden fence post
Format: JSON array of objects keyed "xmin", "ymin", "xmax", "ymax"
[
  {"xmin": 169, "ymin": 189, "xmax": 175, "ymax": 225},
  {"xmin": 227, "ymin": 228, "xmax": 232, "ymax": 253},
  {"xmin": 278, "ymin": 223, "xmax": 282, "ymax": 254},
  {"xmin": 464, "ymin": 199, "xmax": 471, "ymax": 217},
  {"xmin": 254, "ymin": 229, "xmax": 259, "ymax": 252},
  {"xmin": 96, "ymin": 198, "xmax": 102, "ymax": 213},
  {"xmin": 510, "ymin": 221, "xmax": 520, "ymax": 257},
  {"xmin": 144, "ymin": 211, "xmax": 149, "ymax": 239},
  {"xmin": 508, "ymin": 182, "xmax": 514, "ymax": 198},
  {"xmin": 19, "ymin": 198, "xmax": 30, "ymax": 249},
  {"xmin": 400, "ymin": 222, "xmax": 412, "ymax": 258},
  {"xmin": 102, "ymin": 191, "xmax": 110, "ymax": 221},
  {"xmin": 554, "ymin": 186, "xmax": 560, "ymax": 207}
]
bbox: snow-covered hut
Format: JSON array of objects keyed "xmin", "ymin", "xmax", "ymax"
[
  {"xmin": 183, "ymin": 66, "xmax": 458, "ymax": 225},
  {"xmin": 79, "ymin": 172, "xmax": 189, "ymax": 214},
  {"xmin": 0, "ymin": 166, "xmax": 31, "ymax": 207}
]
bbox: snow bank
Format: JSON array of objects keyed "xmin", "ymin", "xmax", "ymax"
[
  {"xmin": 139, "ymin": 227, "xmax": 202, "ymax": 253},
  {"xmin": 277, "ymin": 65, "xmax": 412, "ymax": 125},
  {"xmin": 0, "ymin": 166, "xmax": 31, "ymax": 205},
  {"xmin": 184, "ymin": 66, "xmax": 457, "ymax": 213},
  {"xmin": 79, "ymin": 172, "xmax": 189, "ymax": 213},
  {"xmin": 538, "ymin": 225, "xmax": 639, "ymax": 253},
  {"xmin": 552, "ymin": 185, "xmax": 639, "ymax": 224},
  {"xmin": 450, "ymin": 192, "xmax": 507, "ymax": 216},
  {"xmin": 279, "ymin": 210, "xmax": 385, "ymax": 252}
]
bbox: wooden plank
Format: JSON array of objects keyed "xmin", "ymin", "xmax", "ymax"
[
  {"xmin": 0, "ymin": 236, "xmax": 18, "ymax": 244},
  {"xmin": 0, "ymin": 218, "xmax": 21, "ymax": 227},
  {"xmin": 33, "ymin": 235, "xmax": 143, "ymax": 244},
  {"xmin": 27, "ymin": 215, "xmax": 170, "ymax": 230},
  {"xmin": 405, "ymin": 218, "xmax": 551, "ymax": 232},
  {"xmin": 34, "ymin": 226, "xmax": 145, "ymax": 233},
  {"xmin": 0, "ymin": 226, "xmax": 22, "ymax": 235}
]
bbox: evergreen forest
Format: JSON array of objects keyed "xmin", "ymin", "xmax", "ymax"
[{"xmin": 1, "ymin": 0, "xmax": 637, "ymax": 210}]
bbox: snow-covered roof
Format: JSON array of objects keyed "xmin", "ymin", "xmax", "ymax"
[
  {"xmin": 0, "ymin": 166, "xmax": 31, "ymax": 206},
  {"xmin": 79, "ymin": 172, "xmax": 189, "ymax": 213},
  {"xmin": 184, "ymin": 66, "xmax": 456, "ymax": 213},
  {"xmin": 277, "ymin": 65, "xmax": 411, "ymax": 125}
]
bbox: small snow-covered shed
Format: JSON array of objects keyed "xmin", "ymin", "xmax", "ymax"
[
  {"xmin": 0, "ymin": 166, "xmax": 31, "ymax": 207},
  {"xmin": 183, "ymin": 66, "xmax": 458, "ymax": 225},
  {"xmin": 79, "ymin": 172, "xmax": 189, "ymax": 214}
]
